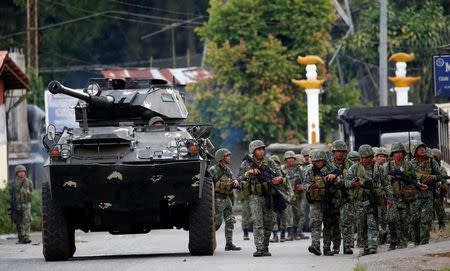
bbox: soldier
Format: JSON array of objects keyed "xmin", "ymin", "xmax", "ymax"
[
  {"xmin": 385, "ymin": 142, "xmax": 425, "ymax": 249},
  {"xmin": 375, "ymin": 147, "xmax": 389, "ymax": 166},
  {"xmin": 301, "ymin": 148, "xmax": 311, "ymax": 170},
  {"xmin": 411, "ymin": 141, "xmax": 443, "ymax": 245},
  {"xmin": 374, "ymin": 147, "xmax": 389, "ymax": 245},
  {"xmin": 269, "ymin": 154, "xmax": 284, "ymax": 243},
  {"xmin": 330, "ymin": 140, "xmax": 353, "ymax": 254},
  {"xmin": 282, "ymin": 151, "xmax": 309, "ymax": 241},
  {"xmin": 148, "ymin": 116, "xmax": 165, "ymax": 126},
  {"xmin": 432, "ymin": 148, "xmax": 448, "ymax": 230},
  {"xmin": 348, "ymin": 151, "xmax": 360, "ymax": 164},
  {"xmin": 8, "ymin": 165, "xmax": 33, "ymax": 244},
  {"xmin": 238, "ymin": 140, "xmax": 283, "ymax": 257},
  {"xmin": 304, "ymin": 149, "xmax": 341, "ymax": 256},
  {"xmin": 208, "ymin": 148, "xmax": 241, "ymax": 251},
  {"xmin": 344, "ymin": 145, "xmax": 393, "ymax": 256}
]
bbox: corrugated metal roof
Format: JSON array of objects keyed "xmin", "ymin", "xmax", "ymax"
[
  {"xmin": 101, "ymin": 66, "xmax": 210, "ymax": 85},
  {"xmin": 0, "ymin": 51, "xmax": 29, "ymax": 90}
]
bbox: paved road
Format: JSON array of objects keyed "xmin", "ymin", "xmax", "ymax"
[{"xmin": 0, "ymin": 217, "xmax": 360, "ymax": 271}]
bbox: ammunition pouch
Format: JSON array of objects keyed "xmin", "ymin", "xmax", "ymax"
[
  {"xmin": 351, "ymin": 187, "xmax": 369, "ymax": 202},
  {"xmin": 308, "ymin": 176, "xmax": 325, "ymax": 202},
  {"xmin": 402, "ymin": 185, "xmax": 417, "ymax": 203},
  {"xmin": 16, "ymin": 189, "xmax": 32, "ymax": 204},
  {"xmin": 214, "ymin": 177, "xmax": 233, "ymax": 196}
]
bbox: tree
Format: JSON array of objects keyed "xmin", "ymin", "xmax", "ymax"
[{"xmin": 190, "ymin": 0, "xmax": 348, "ymax": 146}]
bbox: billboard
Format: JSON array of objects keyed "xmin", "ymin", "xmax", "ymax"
[
  {"xmin": 433, "ymin": 55, "xmax": 450, "ymax": 97},
  {"xmin": 44, "ymin": 90, "xmax": 79, "ymax": 131}
]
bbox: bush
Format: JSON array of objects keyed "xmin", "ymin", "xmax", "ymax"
[{"xmin": 0, "ymin": 188, "xmax": 42, "ymax": 234}]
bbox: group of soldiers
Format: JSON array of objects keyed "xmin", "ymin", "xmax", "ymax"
[{"xmin": 209, "ymin": 139, "xmax": 448, "ymax": 257}]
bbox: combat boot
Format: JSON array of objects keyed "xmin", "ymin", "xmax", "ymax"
[
  {"xmin": 253, "ymin": 250, "xmax": 265, "ymax": 257},
  {"xmin": 263, "ymin": 248, "xmax": 272, "ymax": 257},
  {"xmin": 225, "ymin": 242, "xmax": 242, "ymax": 251},
  {"xmin": 243, "ymin": 229, "xmax": 250, "ymax": 241},
  {"xmin": 270, "ymin": 231, "xmax": 279, "ymax": 243},
  {"xmin": 323, "ymin": 248, "xmax": 334, "ymax": 256},
  {"xmin": 280, "ymin": 230, "xmax": 286, "ymax": 242},
  {"xmin": 286, "ymin": 228, "xmax": 294, "ymax": 241},
  {"xmin": 388, "ymin": 243, "xmax": 397, "ymax": 251},
  {"xmin": 308, "ymin": 245, "xmax": 322, "ymax": 256},
  {"xmin": 333, "ymin": 245, "xmax": 340, "ymax": 254},
  {"xmin": 343, "ymin": 246, "xmax": 353, "ymax": 255}
]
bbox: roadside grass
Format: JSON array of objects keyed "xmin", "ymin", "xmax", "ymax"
[
  {"xmin": 0, "ymin": 188, "xmax": 42, "ymax": 234},
  {"xmin": 353, "ymin": 263, "xmax": 367, "ymax": 271},
  {"xmin": 431, "ymin": 222, "xmax": 450, "ymax": 241}
]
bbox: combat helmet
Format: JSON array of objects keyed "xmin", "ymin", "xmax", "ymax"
[
  {"xmin": 390, "ymin": 142, "xmax": 406, "ymax": 156},
  {"xmin": 310, "ymin": 149, "xmax": 328, "ymax": 162},
  {"xmin": 15, "ymin": 164, "xmax": 26, "ymax": 174},
  {"xmin": 301, "ymin": 148, "xmax": 311, "ymax": 157},
  {"xmin": 284, "ymin": 151, "xmax": 296, "ymax": 160},
  {"xmin": 332, "ymin": 140, "xmax": 348, "ymax": 152},
  {"xmin": 375, "ymin": 147, "xmax": 389, "ymax": 157},
  {"xmin": 149, "ymin": 116, "xmax": 164, "ymax": 126},
  {"xmin": 411, "ymin": 141, "xmax": 426, "ymax": 156},
  {"xmin": 432, "ymin": 148, "xmax": 443, "ymax": 162},
  {"xmin": 214, "ymin": 148, "xmax": 231, "ymax": 162},
  {"xmin": 248, "ymin": 140, "xmax": 265, "ymax": 154},
  {"xmin": 347, "ymin": 151, "xmax": 360, "ymax": 161},
  {"xmin": 358, "ymin": 144, "xmax": 374, "ymax": 158},
  {"xmin": 295, "ymin": 154, "xmax": 305, "ymax": 165},
  {"xmin": 270, "ymin": 155, "xmax": 281, "ymax": 165}
]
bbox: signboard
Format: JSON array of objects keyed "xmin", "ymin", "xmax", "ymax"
[
  {"xmin": 44, "ymin": 90, "xmax": 79, "ymax": 131},
  {"xmin": 433, "ymin": 55, "xmax": 450, "ymax": 96}
]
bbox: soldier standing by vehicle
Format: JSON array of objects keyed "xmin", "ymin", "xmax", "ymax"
[
  {"xmin": 282, "ymin": 151, "xmax": 308, "ymax": 241},
  {"xmin": 344, "ymin": 145, "xmax": 393, "ymax": 256},
  {"xmin": 208, "ymin": 148, "xmax": 241, "ymax": 251},
  {"xmin": 432, "ymin": 148, "xmax": 448, "ymax": 230},
  {"xmin": 304, "ymin": 150, "xmax": 341, "ymax": 256},
  {"xmin": 329, "ymin": 140, "xmax": 353, "ymax": 254},
  {"xmin": 411, "ymin": 141, "xmax": 443, "ymax": 245},
  {"xmin": 238, "ymin": 140, "xmax": 283, "ymax": 257},
  {"xmin": 385, "ymin": 142, "xmax": 425, "ymax": 250},
  {"xmin": 8, "ymin": 165, "xmax": 33, "ymax": 244}
]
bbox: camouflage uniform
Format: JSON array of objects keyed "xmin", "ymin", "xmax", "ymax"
[
  {"xmin": 8, "ymin": 165, "xmax": 33, "ymax": 244},
  {"xmin": 305, "ymin": 150, "xmax": 342, "ymax": 256},
  {"xmin": 384, "ymin": 142, "xmax": 418, "ymax": 249},
  {"xmin": 301, "ymin": 148, "xmax": 311, "ymax": 171},
  {"xmin": 344, "ymin": 145, "xmax": 393, "ymax": 255},
  {"xmin": 347, "ymin": 151, "xmax": 360, "ymax": 164},
  {"xmin": 375, "ymin": 147, "xmax": 389, "ymax": 244},
  {"xmin": 238, "ymin": 140, "xmax": 281, "ymax": 256},
  {"xmin": 208, "ymin": 148, "xmax": 239, "ymax": 250},
  {"xmin": 432, "ymin": 148, "xmax": 448, "ymax": 230},
  {"xmin": 411, "ymin": 142, "xmax": 443, "ymax": 245},
  {"xmin": 282, "ymin": 151, "xmax": 306, "ymax": 241},
  {"xmin": 329, "ymin": 140, "xmax": 354, "ymax": 254}
]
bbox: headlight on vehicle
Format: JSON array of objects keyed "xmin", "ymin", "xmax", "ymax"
[
  {"xmin": 187, "ymin": 143, "xmax": 199, "ymax": 155},
  {"xmin": 60, "ymin": 148, "xmax": 71, "ymax": 159},
  {"xmin": 179, "ymin": 146, "xmax": 188, "ymax": 157}
]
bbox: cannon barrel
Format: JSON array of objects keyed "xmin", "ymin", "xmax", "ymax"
[{"xmin": 48, "ymin": 80, "xmax": 114, "ymax": 107}]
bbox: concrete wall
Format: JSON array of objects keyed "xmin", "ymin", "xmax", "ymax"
[{"xmin": 0, "ymin": 104, "xmax": 7, "ymax": 188}]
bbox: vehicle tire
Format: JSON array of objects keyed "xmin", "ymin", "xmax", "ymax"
[
  {"xmin": 42, "ymin": 182, "xmax": 73, "ymax": 261},
  {"xmin": 188, "ymin": 177, "xmax": 216, "ymax": 256}
]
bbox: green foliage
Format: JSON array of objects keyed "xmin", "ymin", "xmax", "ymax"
[
  {"xmin": 190, "ymin": 0, "xmax": 340, "ymax": 145},
  {"xmin": 0, "ymin": 188, "xmax": 42, "ymax": 234},
  {"xmin": 341, "ymin": 0, "xmax": 450, "ymax": 104},
  {"xmin": 26, "ymin": 68, "xmax": 45, "ymax": 109},
  {"xmin": 353, "ymin": 263, "xmax": 367, "ymax": 271}
]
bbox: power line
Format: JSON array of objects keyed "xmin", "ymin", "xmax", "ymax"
[{"xmin": 104, "ymin": 0, "xmax": 204, "ymax": 17}]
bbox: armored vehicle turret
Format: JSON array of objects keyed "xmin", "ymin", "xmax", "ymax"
[{"xmin": 41, "ymin": 78, "xmax": 216, "ymax": 261}]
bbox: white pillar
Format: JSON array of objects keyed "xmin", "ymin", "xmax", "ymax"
[
  {"xmin": 395, "ymin": 87, "xmax": 409, "ymax": 106},
  {"xmin": 306, "ymin": 89, "xmax": 320, "ymax": 144}
]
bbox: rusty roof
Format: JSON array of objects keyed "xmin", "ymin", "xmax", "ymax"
[
  {"xmin": 0, "ymin": 51, "xmax": 29, "ymax": 90},
  {"xmin": 101, "ymin": 66, "xmax": 210, "ymax": 85}
]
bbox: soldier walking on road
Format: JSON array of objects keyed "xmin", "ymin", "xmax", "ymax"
[
  {"xmin": 304, "ymin": 150, "xmax": 341, "ymax": 256},
  {"xmin": 208, "ymin": 148, "xmax": 241, "ymax": 251},
  {"xmin": 375, "ymin": 147, "xmax": 389, "ymax": 245},
  {"xmin": 8, "ymin": 165, "xmax": 33, "ymax": 244},
  {"xmin": 344, "ymin": 145, "xmax": 393, "ymax": 256},
  {"xmin": 238, "ymin": 140, "xmax": 283, "ymax": 257},
  {"xmin": 411, "ymin": 141, "xmax": 443, "ymax": 245}
]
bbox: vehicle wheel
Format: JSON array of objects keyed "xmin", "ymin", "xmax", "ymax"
[
  {"xmin": 188, "ymin": 177, "xmax": 216, "ymax": 256},
  {"xmin": 42, "ymin": 182, "xmax": 73, "ymax": 261}
]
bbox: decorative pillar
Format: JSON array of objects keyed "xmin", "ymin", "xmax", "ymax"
[
  {"xmin": 292, "ymin": 56, "xmax": 326, "ymax": 144},
  {"xmin": 388, "ymin": 53, "xmax": 421, "ymax": 106}
]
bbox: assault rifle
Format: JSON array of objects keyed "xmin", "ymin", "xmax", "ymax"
[
  {"xmin": 243, "ymin": 154, "xmax": 291, "ymax": 212},
  {"xmin": 391, "ymin": 170, "xmax": 420, "ymax": 189},
  {"xmin": 318, "ymin": 166, "xmax": 342, "ymax": 230},
  {"xmin": 358, "ymin": 177, "xmax": 378, "ymax": 218}
]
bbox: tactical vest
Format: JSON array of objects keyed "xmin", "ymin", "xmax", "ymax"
[
  {"xmin": 351, "ymin": 164, "xmax": 384, "ymax": 202},
  {"xmin": 12, "ymin": 178, "xmax": 33, "ymax": 205},
  {"xmin": 308, "ymin": 172, "xmax": 326, "ymax": 201},
  {"xmin": 240, "ymin": 160, "xmax": 270, "ymax": 197},
  {"xmin": 387, "ymin": 160, "xmax": 416, "ymax": 202}
]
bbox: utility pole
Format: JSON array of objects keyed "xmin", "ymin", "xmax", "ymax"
[
  {"xmin": 26, "ymin": 0, "xmax": 39, "ymax": 103},
  {"xmin": 171, "ymin": 28, "xmax": 176, "ymax": 68},
  {"xmin": 379, "ymin": 0, "xmax": 388, "ymax": 106}
]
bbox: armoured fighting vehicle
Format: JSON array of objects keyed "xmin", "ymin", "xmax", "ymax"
[{"xmin": 41, "ymin": 78, "xmax": 216, "ymax": 261}]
